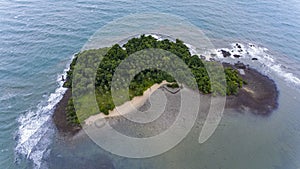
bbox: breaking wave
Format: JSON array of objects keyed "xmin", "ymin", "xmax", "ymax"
[
  {"xmin": 207, "ymin": 42, "xmax": 300, "ymax": 87},
  {"xmin": 148, "ymin": 33, "xmax": 300, "ymax": 88},
  {"xmin": 15, "ymin": 64, "xmax": 70, "ymax": 169}
]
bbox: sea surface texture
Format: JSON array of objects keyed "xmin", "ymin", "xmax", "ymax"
[{"xmin": 0, "ymin": 0, "xmax": 300, "ymax": 169}]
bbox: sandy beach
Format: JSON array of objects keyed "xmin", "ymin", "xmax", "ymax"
[
  {"xmin": 84, "ymin": 81, "xmax": 169, "ymax": 125},
  {"xmin": 53, "ymin": 63, "xmax": 278, "ymax": 135}
]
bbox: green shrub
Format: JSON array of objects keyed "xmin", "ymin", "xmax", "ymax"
[{"xmin": 63, "ymin": 35, "xmax": 245, "ymax": 124}]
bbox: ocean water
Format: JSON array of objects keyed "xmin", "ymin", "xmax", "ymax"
[{"xmin": 0, "ymin": 0, "xmax": 300, "ymax": 168}]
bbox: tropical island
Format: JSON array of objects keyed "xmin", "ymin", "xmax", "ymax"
[{"xmin": 53, "ymin": 35, "xmax": 278, "ymax": 134}]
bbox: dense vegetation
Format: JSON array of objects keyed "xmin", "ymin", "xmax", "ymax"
[{"xmin": 63, "ymin": 35, "xmax": 245, "ymax": 124}]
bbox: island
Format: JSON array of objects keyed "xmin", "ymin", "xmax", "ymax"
[{"xmin": 53, "ymin": 35, "xmax": 278, "ymax": 134}]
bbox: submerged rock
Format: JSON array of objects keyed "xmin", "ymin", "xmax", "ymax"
[
  {"xmin": 249, "ymin": 44, "xmax": 255, "ymax": 47},
  {"xmin": 200, "ymin": 55, "xmax": 206, "ymax": 60},
  {"xmin": 211, "ymin": 53, "xmax": 217, "ymax": 57},
  {"xmin": 221, "ymin": 50, "xmax": 231, "ymax": 57},
  {"xmin": 234, "ymin": 62, "xmax": 247, "ymax": 69}
]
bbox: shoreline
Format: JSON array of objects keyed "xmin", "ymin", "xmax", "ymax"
[
  {"xmin": 52, "ymin": 89, "xmax": 81, "ymax": 135},
  {"xmin": 224, "ymin": 63, "xmax": 278, "ymax": 115},
  {"xmin": 84, "ymin": 81, "xmax": 169, "ymax": 125},
  {"xmin": 53, "ymin": 63, "xmax": 278, "ymax": 135}
]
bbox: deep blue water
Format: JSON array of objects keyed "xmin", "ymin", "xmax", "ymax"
[{"xmin": 0, "ymin": 0, "xmax": 300, "ymax": 168}]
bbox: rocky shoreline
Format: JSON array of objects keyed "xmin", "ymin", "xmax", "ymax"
[
  {"xmin": 52, "ymin": 89, "xmax": 81, "ymax": 135},
  {"xmin": 224, "ymin": 63, "xmax": 278, "ymax": 115},
  {"xmin": 53, "ymin": 63, "xmax": 278, "ymax": 135}
]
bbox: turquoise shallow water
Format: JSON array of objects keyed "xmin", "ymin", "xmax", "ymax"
[{"xmin": 0, "ymin": 0, "xmax": 300, "ymax": 168}]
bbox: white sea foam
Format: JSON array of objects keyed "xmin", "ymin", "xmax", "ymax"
[
  {"xmin": 182, "ymin": 41, "xmax": 300, "ymax": 88},
  {"xmin": 14, "ymin": 38, "xmax": 300, "ymax": 168},
  {"xmin": 159, "ymin": 39, "xmax": 300, "ymax": 88},
  {"xmin": 210, "ymin": 42, "xmax": 300, "ymax": 87},
  {"xmin": 145, "ymin": 33, "xmax": 164, "ymax": 41},
  {"xmin": 15, "ymin": 61, "xmax": 71, "ymax": 169},
  {"xmin": 184, "ymin": 43, "xmax": 199, "ymax": 56}
]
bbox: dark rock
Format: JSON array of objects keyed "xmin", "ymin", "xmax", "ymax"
[
  {"xmin": 225, "ymin": 67, "xmax": 278, "ymax": 115},
  {"xmin": 236, "ymin": 43, "xmax": 242, "ymax": 49},
  {"xmin": 53, "ymin": 89, "xmax": 82, "ymax": 135},
  {"xmin": 252, "ymin": 58, "xmax": 258, "ymax": 60},
  {"xmin": 234, "ymin": 61, "xmax": 247, "ymax": 69},
  {"xmin": 233, "ymin": 54, "xmax": 241, "ymax": 58},
  {"xmin": 221, "ymin": 50, "xmax": 231, "ymax": 57},
  {"xmin": 200, "ymin": 55, "xmax": 206, "ymax": 60}
]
